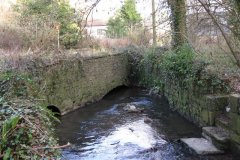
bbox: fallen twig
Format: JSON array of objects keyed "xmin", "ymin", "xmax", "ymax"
[{"xmin": 33, "ymin": 142, "xmax": 71, "ymax": 150}]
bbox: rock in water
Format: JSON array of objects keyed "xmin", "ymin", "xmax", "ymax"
[
  {"xmin": 123, "ymin": 104, "xmax": 145, "ymax": 113},
  {"xmin": 144, "ymin": 117, "xmax": 153, "ymax": 124},
  {"xmin": 123, "ymin": 104, "xmax": 137, "ymax": 112},
  {"xmin": 129, "ymin": 105, "xmax": 136, "ymax": 110}
]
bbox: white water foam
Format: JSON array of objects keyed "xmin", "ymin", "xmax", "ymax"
[{"xmin": 64, "ymin": 118, "xmax": 167, "ymax": 160}]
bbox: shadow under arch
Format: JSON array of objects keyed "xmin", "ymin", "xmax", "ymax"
[
  {"xmin": 102, "ymin": 85, "xmax": 129, "ymax": 99},
  {"xmin": 47, "ymin": 105, "xmax": 61, "ymax": 117}
]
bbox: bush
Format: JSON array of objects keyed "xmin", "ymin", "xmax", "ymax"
[
  {"xmin": 135, "ymin": 44, "xmax": 197, "ymax": 87},
  {"xmin": 160, "ymin": 44, "xmax": 195, "ymax": 81},
  {"xmin": 61, "ymin": 23, "xmax": 80, "ymax": 49},
  {"xmin": 136, "ymin": 44, "xmax": 230, "ymax": 94},
  {"xmin": 14, "ymin": 0, "xmax": 81, "ymax": 49}
]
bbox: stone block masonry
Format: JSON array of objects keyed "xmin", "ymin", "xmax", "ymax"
[
  {"xmin": 35, "ymin": 53, "xmax": 129, "ymax": 114},
  {"xmin": 151, "ymin": 76, "xmax": 240, "ymax": 153},
  {"xmin": 138, "ymin": 51, "xmax": 240, "ymax": 153}
]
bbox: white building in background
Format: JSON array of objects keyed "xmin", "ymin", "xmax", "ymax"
[{"xmin": 84, "ymin": 19, "xmax": 107, "ymax": 39}]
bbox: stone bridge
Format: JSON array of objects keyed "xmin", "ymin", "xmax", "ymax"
[{"xmin": 37, "ymin": 53, "xmax": 129, "ymax": 114}]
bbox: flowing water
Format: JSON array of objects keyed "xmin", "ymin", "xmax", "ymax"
[{"xmin": 56, "ymin": 87, "xmax": 236, "ymax": 160}]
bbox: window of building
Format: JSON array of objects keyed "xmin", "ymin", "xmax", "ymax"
[{"xmin": 97, "ymin": 29, "xmax": 106, "ymax": 35}]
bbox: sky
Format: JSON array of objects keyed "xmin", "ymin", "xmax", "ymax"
[
  {"xmin": 69, "ymin": 0, "xmax": 157, "ymax": 22},
  {"xmin": 0, "ymin": 0, "xmax": 16, "ymax": 9},
  {"xmin": 1, "ymin": 0, "xmax": 160, "ymax": 23}
]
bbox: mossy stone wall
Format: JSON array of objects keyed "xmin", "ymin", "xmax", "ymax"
[
  {"xmin": 162, "ymin": 79, "xmax": 229, "ymax": 126},
  {"xmin": 36, "ymin": 53, "xmax": 129, "ymax": 114},
  {"xmin": 139, "ymin": 52, "xmax": 240, "ymax": 152}
]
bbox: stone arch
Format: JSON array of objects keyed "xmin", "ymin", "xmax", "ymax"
[{"xmin": 47, "ymin": 105, "xmax": 61, "ymax": 116}]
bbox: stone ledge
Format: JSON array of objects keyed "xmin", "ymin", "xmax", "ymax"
[
  {"xmin": 202, "ymin": 127, "xmax": 230, "ymax": 143},
  {"xmin": 202, "ymin": 126, "xmax": 230, "ymax": 150},
  {"xmin": 215, "ymin": 114, "xmax": 230, "ymax": 130},
  {"xmin": 181, "ymin": 138, "xmax": 224, "ymax": 155}
]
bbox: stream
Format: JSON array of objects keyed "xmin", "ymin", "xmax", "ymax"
[{"xmin": 56, "ymin": 87, "xmax": 236, "ymax": 160}]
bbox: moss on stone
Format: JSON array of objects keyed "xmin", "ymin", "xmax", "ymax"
[
  {"xmin": 229, "ymin": 112, "xmax": 240, "ymax": 134},
  {"xmin": 229, "ymin": 94, "xmax": 240, "ymax": 113},
  {"xmin": 31, "ymin": 53, "xmax": 129, "ymax": 114},
  {"xmin": 231, "ymin": 132, "xmax": 240, "ymax": 144}
]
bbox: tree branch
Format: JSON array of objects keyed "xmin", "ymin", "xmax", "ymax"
[
  {"xmin": 81, "ymin": 0, "xmax": 102, "ymax": 33},
  {"xmin": 197, "ymin": 0, "xmax": 240, "ymax": 67}
]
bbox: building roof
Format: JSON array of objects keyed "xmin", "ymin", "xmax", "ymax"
[{"xmin": 84, "ymin": 19, "xmax": 107, "ymax": 27}]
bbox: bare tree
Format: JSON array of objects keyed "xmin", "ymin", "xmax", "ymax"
[
  {"xmin": 152, "ymin": 0, "xmax": 157, "ymax": 46},
  {"xmin": 193, "ymin": 0, "xmax": 240, "ymax": 67}
]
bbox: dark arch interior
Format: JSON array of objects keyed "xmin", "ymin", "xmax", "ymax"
[
  {"xmin": 102, "ymin": 85, "xmax": 129, "ymax": 99},
  {"xmin": 47, "ymin": 105, "xmax": 61, "ymax": 116}
]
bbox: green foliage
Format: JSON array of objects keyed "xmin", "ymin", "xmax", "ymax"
[
  {"xmin": 106, "ymin": 0, "xmax": 142, "ymax": 38},
  {"xmin": 0, "ymin": 100, "xmax": 59, "ymax": 159},
  {"xmin": 120, "ymin": 0, "xmax": 142, "ymax": 32},
  {"xmin": 168, "ymin": 0, "xmax": 187, "ymax": 48},
  {"xmin": 120, "ymin": 45, "xmax": 145, "ymax": 84},
  {"xmin": 0, "ymin": 71, "xmax": 14, "ymax": 81},
  {"xmin": 160, "ymin": 44, "xmax": 195, "ymax": 82},
  {"xmin": 0, "ymin": 69, "xmax": 60, "ymax": 159},
  {"xmin": 1, "ymin": 116, "xmax": 20, "ymax": 142},
  {"xmin": 1, "ymin": 115, "xmax": 20, "ymax": 159},
  {"xmin": 61, "ymin": 23, "xmax": 80, "ymax": 48},
  {"xmin": 15, "ymin": 0, "xmax": 80, "ymax": 48},
  {"xmin": 125, "ymin": 44, "xmax": 230, "ymax": 94},
  {"xmin": 195, "ymin": 70, "xmax": 230, "ymax": 94},
  {"xmin": 140, "ymin": 47, "xmax": 160, "ymax": 86},
  {"xmin": 0, "ymin": 71, "xmax": 35, "ymax": 98},
  {"xmin": 107, "ymin": 17, "xmax": 127, "ymax": 38}
]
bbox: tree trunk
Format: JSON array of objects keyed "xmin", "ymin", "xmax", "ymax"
[
  {"xmin": 168, "ymin": 0, "xmax": 187, "ymax": 48},
  {"xmin": 230, "ymin": 0, "xmax": 240, "ymax": 40},
  {"xmin": 152, "ymin": 0, "xmax": 157, "ymax": 46}
]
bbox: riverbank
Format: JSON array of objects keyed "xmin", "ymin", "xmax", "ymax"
[
  {"xmin": 0, "ymin": 72, "xmax": 60, "ymax": 159},
  {"xmin": 1, "ymin": 45, "xmax": 240, "ymax": 158},
  {"xmin": 0, "ymin": 50, "xmax": 129, "ymax": 159},
  {"xmin": 128, "ymin": 44, "xmax": 240, "ymax": 154},
  {"xmin": 0, "ymin": 99, "xmax": 59, "ymax": 159}
]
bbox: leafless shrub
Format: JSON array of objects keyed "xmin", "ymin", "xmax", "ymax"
[
  {"xmin": 0, "ymin": 25, "xmax": 26, "ymax": 50},
  {"xmin": 187, "ymin": 0, "xmax": 240, "ymax": 67}
]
